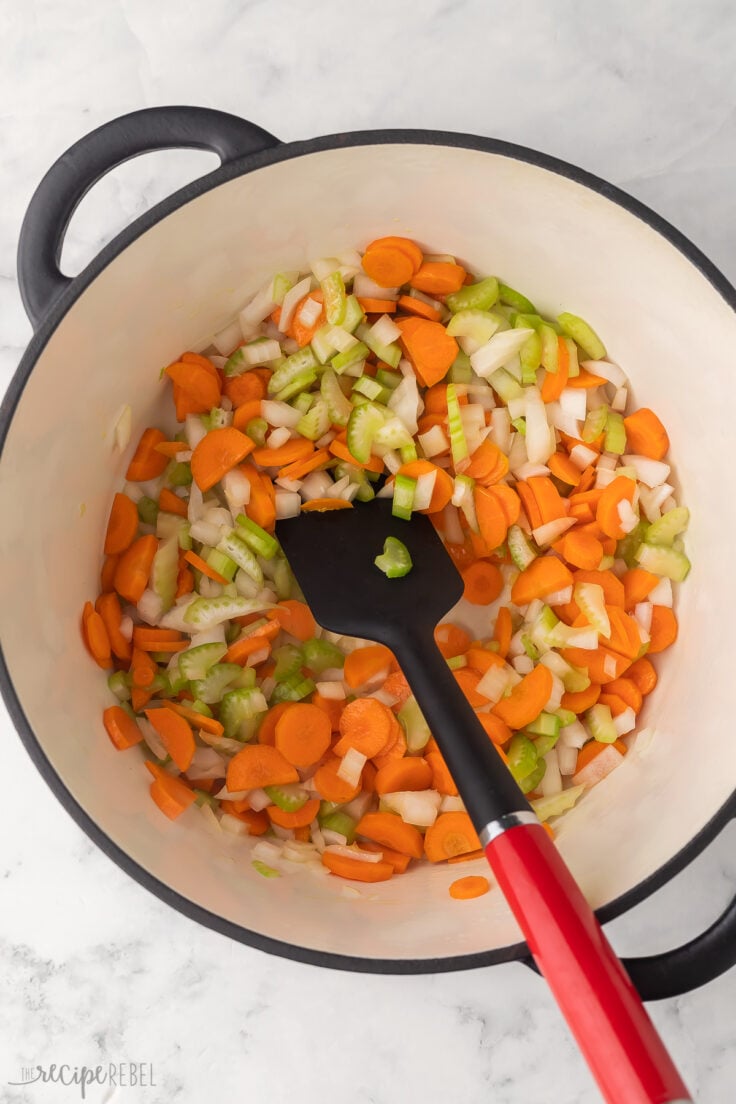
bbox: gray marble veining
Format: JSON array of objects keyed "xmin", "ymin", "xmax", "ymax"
[{"xmin": 1, "ymin": 1, "xmax": 735, "ymax": 1100}]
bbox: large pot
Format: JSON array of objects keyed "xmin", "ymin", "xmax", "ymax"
[{"xmin": 2, "ymin": 107, "xmax": 734, "ymax": 991}]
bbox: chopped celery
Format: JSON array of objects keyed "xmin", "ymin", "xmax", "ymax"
[
  {"xmin": 446, "ymin": 276, "xmax": 499, "ymax": 313},
  {"xmin": 201, "ymin": 408, "xmax": 232, "ymax": 431},
  {"xmin": 271, "ymin": 672, "xmax": 316, "ymax": 703},
  {"xmin": 519, "ymin": 329, "xmax": 542, "ymax": 385},
  {"xmin": 292, "ymin": 391, "xmax": 314, "ymax": 414},
  {"xmin": 137, "ymin": 496, "xmax": 159, "ymax": 526},
  {"xmin": 447, "ymin": 349, "xmax": 473, "ymax": 383},
  {"xmin": 269, "ymin": 347, "xmax": 318, "ymax": 395},
  {"xmin": 531, "ymin": 784, "xmax": 586, "ymax": 822},
  {"xmin": 275, "ymin": 369, "xmax": 317, "ymax": 402},
  {"xmin": 562, "ymin": 666, "xmax": 590, "ymax": 693},
  {"xmin": 319, "ymin": 811, "xmax": 357, "ymax": 843},
  {"xmin": 318, "ymin": 800, "xmax": 342, "ymax": 823},
  {"xmin": 310, "ymin": 324, "xmax": 338, "ymax": 365},
  {"xmin": 235, "ymin": 515, "xmax": 279, "ymax": 559},
  {"xmin": 519, "ymin": 759, "xmax": 546, "ymax": 794},
  {"xmin": 167, "ymin": 461, "xmax": 193, "ymax": 487},
  {"xmin": 507, "ymin": 733, "xmax": 538, "ymax": 785},
  {"xmin": 533, "ymin": 734, "xmax": 559, "ymax": 758},
  {"xmin": 191, "ymin": 663, "xmax": 244, "ymax": 705},
  {"xmin": 271, "ymin": 557, "xmax": 294, "ymax": 600},
  {"xmin": 107, "ymin": 670, "xmax": 131, "ymax": 702},
  {"xmin": 375, "ymin": 368, "xmax": 402, "ymax": 390},
  {"xmin": 587, "ymin": 704, "xmax": 617, "ymax": 743},
  {"xmin": 346, "ymin": 402, "xmax": 385, "ymax": 464},
  {"xmin": 446, "ymin": 309, "xmax": 501, "ymax": 345},
  {"xmin": 178, "ymin": 642, "xmax": 228, "ymax": 681},
  {"xmin": 398, "ymin": 696, "xmax": 431, "ymax": 752},
  {"xmin": 521, "ymin": 633, "xmax": 539, "ymax": 660},
  {"xmin": 635, "ymin": 543, "xmax": 691, "ymax": 582},
  {"xmin": 246, "ymin": 417, "xmax": 268, "ymax": 446},
  {"xmin": 374, "ymin": 416, "xmax": 415, "ymax": 452},
  {"xmin": 341, "ymin": 294, "xmax": 365, "ymax": 334},
  {"xmin": 645, "ymin": 506, "xmax": 689, "ymax": 546},
  {"xmin": 557, "ymin": 312, "xmax": 607, "ymax": 360},
  {"xmin": 446, "ymin": 655, "xmax": 467, "ymax": 670},
  {"xmin": 190, "ymin": 699, "xmax": 213, "ymax": 717},
  {"xmin": 508, "ymin": 524, "xmax": 537, "ymax": 570},
  {"xmin": 264, "ymin": 783, "xmax": 309, "ymax": 812},
  {"xmin": 332, "ymin": 340, "xmax": 370, "ymax": 375},
  {"xmin": 374, "ymin": 535, "xmax": 413, "ymax": 578},
  {"xmin": 539, "ymin": 323, "xmax": 559, "ymax": 373},
  {"xmin": 218, "ymin": 531, "xmax": 264, "ymax": 585},
  {"xmin": 271, "ymin": 272, "xmax": 294, "ymax": 305},
  {"xmin": 220, "ymin": 687, "xmax": 267, "ymax": 739},
  {"xmin": 252, "ymin": 860, "xmax": 280, "ymax": 878},
  {"xmin": 489, "ymin": 368, "xmax": 524, "ymax": 402},
  {"xmin": 152, "ymin": 537, "xmax": 179, "ymax": 613},
  {"xmin": 582, "ymin": 406, "xmax": 608, "ymax": 443},
  {"xmin": 194, "ymin": 789, "xmax": 216, "ymax": 808},
  {"xmin": 616, "ymin": 520, "xmax": 648, "ymax": 568},
  {"xmin": 352, "ymin": 375, "xmax": 386, "ymax": 402},
  {"xmin": 297, "ymin": 398, "xmax": 331, "ymax": 441},
  {"xmin": 206, "ymin": 548, "xmax": 238, "ymax": 582},
  {"xmin": 526, "ymin": 712, "xmax": 561, "ymax": 740},
  {"xmin": 392, "ymin": 474, "xmax": 416, "ymax": 521},
  {"xmin": 321, "ymin": 270, "xmax": 347, "ymax": 325},
  {"xmin": 604, "ymin": 410, "xmax": 626, "ymax": 455},
  {"xmin": 355, "ymin": 323, "xmax": 402, "ymax": 369},
  {"xmin": 511, "ymin": 417, "xmax": 527, "ymax": 437},
  {"xmin": 446, "ymin": 383, "xmax": 468, "ymax": 468},
  {"xmin": 157, "ymin": 511, "xmax": 191, "ymax": 550},
  {"xmin": 301, "ymin": 637, "xmax": 345, "ymax": 673},
  {"xmin": 184, "ymin": 595, "xmax": 269, "ymax": 629},
  {"xmin": 272, "ymin": 644, "xmax": 303, "ymax": 682},
  {"xmin": 555, "ymin": 707, "xmax": 577, "ymax": 728},
  {"xmin": 574, "ymin": 582, "xmax": 610, "ymax": 636},
  {"xmin": 498, "ymin": 282, "xmax": 536, "ymax": 313},
  {"xmin": 321, "ymin": 368, "xmax": 353, "ymax": 427},
  {"xmin": 561, "ymin": 336, "xmax": 579, "ymax": 378}
]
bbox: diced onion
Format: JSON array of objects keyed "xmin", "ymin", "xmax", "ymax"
[
  {"xmin": 353, "ymin": 274, "xmax": 398, "ymax": 300},
  {"xmin": 512, "ymin": 655, "xmax": 534, "ymax": 675},
  {"xmin": 648, "ymin": 576, "xmax": 673, "ymax": 607},
  {"xmin": 267, "ymin": 426, "xmax": 292, "ymax": 450},
  {"xmin": 324, "ymin": 844, "xmax": 383, "ymax": 862},
  {"xmin": 275, "ymin": 492, "xmax": 302, "ymax": 520},
  {"xmin": 337, "ymin": 748, "xmax": 367, "ymax": 787},
  {"xmin": 278, "ymin": 276, "xmax": 313, "ymax": 333},
  {"xmin": 213, "ymin": 320, "xmax": 243, "ymax": 354},
  {"xmin": 569, "ymin": 443, "xmax": 599, "ymax": 470},
  {"xmin": 297, "ymin": 296, "xmax": 323, "ymax": 328},
  {"xmin": 370, "ymin": 313, "xmax": 402, "ymax": 345},
  {"xmin": 113, "ymin": 404, "xmax": 132, "ymax": 452},
  {"xmin": 315, "ymin": 681, "xmax": 346, "ymax": 700},
  {"xmin": 532, "ymin": 518, "xmax": 575, "ymax": 546},
  {"xmin": 581, "ymin": 358, "xmax": 628, "ymax": 387},
  {"xmin": 621, "ymin": 455, "xmax": 671, "ymax": 488},
  {"xmin": 247, "ymin": 788, "xmax": 272, "ymax": 812},
  {"xmin": 634, "ymin": 602, "xmax": 653, "ymax": 633},
  {"xmin": 261, "ymin": 400, "xmax": 301, "ymax": 428},
  {"xmin": 559, "ymin": 387, "xmax": 587, "ymax": 421},
  {"xmin": 614, "ymin": 707, "xmax": 637, "ymax": 736},
  {"xmin": 418, "ymin": 425, "xmax": 449, "ymax": 458}
]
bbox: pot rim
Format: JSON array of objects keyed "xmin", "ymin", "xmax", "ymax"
[{"xmin": 2, "ymin": 126, "xmax": 735, "ymax": 973}]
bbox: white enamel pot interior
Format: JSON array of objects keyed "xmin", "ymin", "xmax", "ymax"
[{"xmin": 2, "ymin": 122, "xmax": 736, "ymax": 971}]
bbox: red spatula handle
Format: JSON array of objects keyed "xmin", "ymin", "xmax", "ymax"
[{"xmin": 483, "ymin": 818, "xmax": 692, "ymax": 1104}]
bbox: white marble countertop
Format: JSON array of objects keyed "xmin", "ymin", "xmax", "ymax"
[{"xmin": 1, "ymin": 2, "xmax": 735, "ymax": 1101}]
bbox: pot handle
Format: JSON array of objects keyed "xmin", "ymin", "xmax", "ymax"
[
  {"xmin": 523, "ymin": 802, "xmax": 736, "ymax": 1001},
  {"xmin": 17, "ymin": 106, "xmax": 280, "ymax": 329}
]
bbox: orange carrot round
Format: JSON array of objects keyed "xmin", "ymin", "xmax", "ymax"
[
  {"xmin": 274, "ymin": 702, "xmax": 331, "ymax": 768},
  {"xmin": 476, "ymin": 712, "xmax": 513, "ymax": 746},
  {"xmin": 424, "ymin": 812, "xmax": 481, "ymax": 861},
  {"xmin": 623, "ymin": 408, "xmax": 669, "ymax": 460},
  {"xmin": 647, "ymin": 606, "xmax": 678, "ymax": 653},
  {"xmin": 357, "ymin": 297, "xmax": 398, "ymax": 314},
  {"xmin": 465, "ymin": 440, "xmax": 509, "ymax": 485},
  {"xmin": 410, "ymin": 261, "xmax": 466, "ymax": 295},
  {"xmin": 266, "ymin": 600, "xmax": 317, "ymax": 642},
  {"xmin": 224, "ymin": 371, "xmax": 267, "ymax": 407},
  {"xmin": 492, "ymin": 664, "xmax": 553, "ymax": 729},
  {"xmin": 434, "ymin": 622, "xmax": 472, "ymax": 659},
  {"xmin": 313, "ymin": 755, "xmax": 362, "ymax": 804},
  {"xmin": 113, "ymin": 534, "xmax": 158, "ymax": 604},
  {"xmin": 104, "ymin": 493, "xmax": 139, "ymax": 555},
  {"xmin": 103, "ymin": 706, "xmax": 143, "ymax": 750},
  {"xmin": 475, "ymin": 485, "xmax": 510, "ymax": 549},
  {"xmin": 300, "ymin": 498, "xmax": 353, "ymax": 512},
  {"xmin": 165, "ymin": 360, "xmax": 221, "ymax": 410},
  {"xmin": 366, "ymin": 236, "xmax": 423, "ymax": 273},
  {"xmin": 510, "ymin": 557, "xmax": 573, "ymax": 607},
  {"xmin": 82, "ymin": 605, "xmax": 113, "ymax": 669},
  {"xmin": 144, "ymin": 708, "xmax": 195, "ymax": 772},
  {"xmin": 162, "ymin": 699, "xmax": 224, "ymax": 736},
  {"xmin": 426, "ymin": 749, "xmax": 458, "ymax": 795},
  {"xmin": 627, "ymin": 656, "xmax": 658, "ymax": 696},
  {"xmin": 95, "ymin": 591, "xmax": 132, "ymax": 662},
  {"xmin": 548, "ymin": 451, "xmax": 581, "ymax": 487},
  {"xmin": 191, "ymin": 427, "xmax": 256, "ymax": 491},
  {"xmin": 397, "ymin": 459, "xmax": 454, "ymax": 513},
  {"xmin": 267, "ymin": 797, "xmax": 321, "ymax": 829},
  {"xmin": 355, "ymin": 811, "xmax": 424, "ymax": 859},
  {"xmin": 449, "ymin": 875, "xmax": 490, "ymax": 900},
  {"xmin": 145, "ymin": 760, "xmax": 196, "ymax": 820},
  {"xmin": 362, "ymin": 246, "xmax": 415, "ymax": 288},
  {"xmin": 227, "ymin": 744, "xmax": 299, "ymax": 791},
  {"xmin": 492, "ymin": 606, "xmax": 513, "ymax": 659},
  {"xmin": 461, "ymin": 561, "xmax": 504, "ymax": 606},
  {"xmin": 257, "ymin": 702, "xmax": 296, "ymax": 745},
  {"xmin": 374, "ymin": 756, "xmax": 433, "ymax": 795},
  {"xmin": 321, "ymin": 851, "xmax": 394, "ymax": 882},
  {"xmin": 561, "ymin": 530, "xmax": 604, "ymax": 571},
  {"xmin": 334, "ymin": 697, "xmax": 394, "ymax": 758},
  {"xmin": 397, "ymin": 294, "xmax": 441, "ymax": 321},
  {"xmin": 395, "ymin": 317, "xmax": 458, "ymax": 388},
  {"xmin": 344, "ymin": 644, "xmax": 394, "ymax": 688},
  {"xmin": 126, "ymin": 428, "xmax": 169, "ymax": 482},
  {"xmin": 561, "ymin": 683, "xmax": 601, "ymax": 714},
  {"xmin": 596, "ymin": 476, "xmax": 637, "ymax": 540},
  {"xmin": 622, "ymin": 568, "xmax": 660, "ymax": 611}
]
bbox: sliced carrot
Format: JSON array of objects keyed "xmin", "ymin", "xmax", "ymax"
[
  {"xmin": 183, "ymin": 549, "xmax": 229, "ymax": 585},
  {"xmin": 622, "ymin": 568, "xmax": 660, "ymax": 611},
  {"xmin": 175, "ymin": 559, "xmax": 194, "ymax": 600},
  {"xmin": 131, "ymin": 687, "xmax": 153, "ymax": 712},
  {"xmin": 357, "ymin": 297, "xmax": 397, "ymax": 313},
  {"xmin": 359, "ymin": 841, "xmax": 411, "ymax": 873},
  {"xmin": 145, "ymin": 761, "xmax": 196, "ymax": 820},
  {"xmin": 266, "ymin": 600, "xmax": 317, "ymax": 642},
  {"xmin": 267, "ymin": 797, "xmax": 321, "ymax": 830},
  {"xmin": 112, "ymin": 534, "xmax": 158, "ymax": 604},
  {"xmin": 561, "ymin": 683, "xmax": 601, "ymax": 713},
  {"xmin": 465, "ymin": 440, "xmax": 509, "ymax": 485},
  {"xmin": 627, "ymin": 656, "xmax": 658, "ymax": 696},
  {"xmin": 130, "ymin": 645, "xmax": 157, "ymax": 689},
  {"xmin": 548, "ymin": 451, "xmax": 581, "ymax": 487},
  {"xmin": 300, "ymin": 497, "xmax": 353, "ymax": 512},
  {"xmin": 424, "ymin": 812, "xmax": 481, "ymax": 862},
  {"xmin": 310, "ymin": 691, "xmax": 345, "ymax": 732},
  {"xmin": 540, "ymin": 337, "xmax": 570, "ymax": 403},
  {"xmin": 334, "ymin": 697, "xmax": 394, "ymax": 758},
  {"xmin": 191, "ymin": 427, "xmax": 255, "ymax": 491},
  {"xmin": 252, "ymin": 437, "xmax": 314, "ymax": 468},
  {"xmin": 449, "ymin": 875, "xmax": 490, "ymax": 900},
  {"xmin": 453, "ymin": 667, "xmax": 487, "ymax": 708},
  {"xmin": 131, "ymin": 627, "xmax": 183, "ymax": 643},
  {"xmin": 101, "ymin": 554, "xmax": 119, "ymax": 592},
  {"xmin": 145, "ymin": 708, "xmax": 195, "ymax": 772},
  {"xmin": 604, "ymin": 676, "xmax": 643, "ymax": 714},
  {"xmin": 125, "ymin": 428, "xmax": 169, "ymax": 482},
  {"xmin": 95, "ymin": 592, "xmax": 131, "ymax": 662},
  {"xmin": 465, "ymin": 647, "xmax": 505, "ymax": 674},
  {"xmin": 461, "ymin": 562, "xmax": 504, "ymax": 605},
  {"xmin": 274, "ymin": 702, "xmax": 331, "ymax": 768},
  {"xmin": 224, "ymin": 371, "xmax": 267, "ymax": 407},
  {"xmin": 395, "ymin": 317, "xmax": 458, "ymax": 388},
  {"xmin": 104, "ymin": 492, "xmax": 139, "ymax": 555},
  {"xmin": 240, "ymin": 463, "xmax": 277, "ymax": 531},
  {"xmin": 374, "ymin": 757, "xmax": 433, "ymax": 795},
  {"xmin": 434, "ymin": 622, "xmax": 472, "ymax": 659},
  {"xmin": 103, "ymin": 705, "xmax": 143, "ymax": 750},
  {"xmin": 602, "ymin": 606, "xmax": 644, "ymax": 660},
  {"xmin": 492, "ymin": 606, "xmax": 513, "ymax": 660},
  {"xmin": 423, "ymin": 383, "xmax": 451, "ymax": 415},
  {"xmin": 426, "ymin": 749, "xmax": 458, "ymax": 796},
  {"xmin": 492, "ymin": 664, "xmax": 553, "ymax": 729},
  {"xmin": 372, "ymin": 717, "xmax": 407, "ymax": 770},
  {"xmin": 355, "ymin": 811, "xmax": 424, "ymax": 859},
  {"xmin": 162, "ymin": 699, "xmax": 224, "ymax": 736},
  {"xmin": 397, "ymin": 459, "xmax": 454, "ymax": 513},
  {"xmin": 227, "ymin": 744, "xmax": 299, "ymax": 791},
  {"xmin": 158, "ymin": 487, "xmax": 188, "ymax": 519},
  {"xmin": 511, "ymin": 557, "xmax": 573, "ymax": 606},
  {"xmin": 165, "ymin": 360, "xmax": 221, "ymax": 409},
  {"xmin": 381, "ymin": 670, "xmax": 412, "ymax": 709},
  {"xmin": 224, "ymin": 634, "xmax": 272, "ymax": 666},
  {"xmin": 561, "ymin": 645, "xmax": 632, "ymax": 684},
  {"xmin": 596, "ymin": 476, "xmax": 637, "ymax": 540},
  {"xmin": 598, "ymin": 692, "xmax": 629, "ymax": 717},
  {"xmin": 344, "ymin": 644, "xmax": 394, "ymax": 688},
  {"xmin": 321, "ymin": 851, "xmax": 394, "ymax": 882},
  {"xmin": 289, "ymin": 290, "xmax": 326, "ymax": 348},
  {"xmin": 566, "ymin": 367, "xmax": 608, "ymax": 389},
  {"xmin": 313, "ymin": 755, "xmax": 362, "ymax": 803},
  {"xmin": 278, "ymin": 448, "xmax": 331, "ymax": 481},
  {"xmin": 574, "ymin": 738, "xmax": 627, "ymax": 775},
  {"xmin": 366, "ymin": 236, "xmax": 423, "ymax": 273},
  {"xmin": 476, "ymin": 712, "xmax": 513, "ymax": 746},
  {"xmin": 475, "ymin": 485, "xmax": 509, "ymax": 549},
  {"xmin": 648, "ymin": 606, "xmax": 678, "ymax": 653},
  {"xmin": 515, "ymin": 481, "xmax": 544, "ymax": 530},
  {"xmin": 623, "ymin": 408, "xmax": 669, "ymax": 460},
  {"xmin": 362, "ymin": 245, "xmax": 415, "ymax": 288},
  {"xmin": 560, "ymin": 530, "xmax": 604, "ymax": 571},
  {"xmin": 397, "ymin": 294, "xmax": 441, "ymax": 321},
  {"xmin": 232, "ymin": 399, "xmax": 265, "ymax": 432},
  {"xmin": 223, "ymin": 807, "xmax": 270, "ymax": 835},
  {"xmin": 257, "ymin": 702, "xmax": 296, "ymax": 745},
  {"xmin": 447, "ymin": 849, "xmax": 485, "ymax": 864},
  {"xmin": 527, "ymin": 476, "xmax": 568, "ymax": 524},
  {"xmin": 410, "ymin": 261, "xmax": 466, "ymax": 295},
  {"xmin": 328, "ymin": 433, "xmax": 384, "ymax": 473}
]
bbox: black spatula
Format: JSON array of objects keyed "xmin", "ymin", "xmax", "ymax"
[{"xmin": 277, "ymin": 499, "xmax": 691, "ymax": 1104}]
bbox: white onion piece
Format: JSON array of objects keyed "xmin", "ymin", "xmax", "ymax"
[
  {"xmin": 113, "ymin": 404, "xmax": 132, "ymax": 452},
  {"xmin": 315, "ymin": 681, "xmax": 346, "ymax": 700},
  {"xmin": 278, "ymin": 276, "xmax": 313, "ymax": 333},
  {"xmin": 119, "ymin": 615, "xmax": 134, "ymax": 642},
  {"xmin": 247, "ymin": 788, "xmax": 272, "ymax": 812},
  {"xmin": 476, "ymin": 663, "xmax": 516, "ymax": 703},
  {"xmin": 137, "ymin": 589, "xmax": 164, "ymax": 626},
  {"xmin": 310, "ymin": 257, "xmax": 340, "ymax": 281},
  {"xmin": 185, "ymin": 414, "xmax": 208, "ymax": 451},
  {"xmin": 617, "ymin": 498, "xmax": 639, "ymax": 534},
  {"xmin": 413, "ymin": 471, "xmax": 437, "ymax": 512},
  {"xmin": 441, "ymin": 504, "xmax": 464, "ymax": 545},
  {"xmin": 470, "ymin": 328, "xmax": 535, "ymax": 377},
  {"xmin": 581, "ymin": 358, "xmax": 627, "ymax": 387},
  {"xmin": 353, "ymin": 273, "xmax": 398, "ymax": 300},
  {"xmin": 525, "ymin": 386, "xmax": 554, "ymax": 464},
  {"xmin": 267, "ymin": 426, "xmax": 292, "ymax": 450},
  {"xmin": 370, "ymin": 313, "xmax": 402, "ymax": 345},
  {"xmin": 634, "ymin": 602, "xmax": 653, "ymax": 633},
  {"xmin": 300, "ymin": 471, "xmax": 335, "ymax": 500},
  {"xmin": 261, "ymin": 400, "xmax": 301, "ymax": 428},
  {"xmin": 418, "ymin": 425, "xmax": 449, "ymax": 458},
  {"xmin": 321, "ymin": 830, "xmax": 348, "ymax": 847},
  {"xmin": 532, "ymin": 518, "xmax": 575, "ymax": 546},
  {"xmin": 337, "ymin": 748, "xmax": 367, "ymax": 787},
  {"xmin": 490, "ymin": 407, "xmax": 512, "ymax": 455},
  {"xmin": 544, "ymin": 585, "xmax": 573, "ymax": 606},
  {"xmin": 513, "ymin": 655, "xmax": 534, "ymax": 675},
  {"xmin": 559, "ymin": 387, "xmax": 587, "ymax": 421},
  {"xmin": 622, "ymin": 455, "xmax": 671, "ymax": 488},
  {"xmin": 297, "ymin": 296, "xmax": 323, "ymax": 328},
  {"xmin": 252, "ymin": 840, "xmax": 284, "ymax": 864},
  {"xmin": 239, "ymin": 285, "xmax": 277, "ymax": 335},
  {"xmin": 327, "ymin": 326, "xmax": 358, "ymax": 352},
  {"xmin": 189, "ymin": 748, "xmax": 227, "ymax": 780},
  {"xmin": 539, "ymin": 749, "xmax": 562, "ymax": 797},
  {"xmin": 559, "ymin": 721, "xmax": 588, "ymax": 749},
  {"xmin": 189, "ymin": 520, "xmax": 223, "ymax": 546},
  {"xmin": 324, "ymin": 844, "xmax": 382, "ymax": 863},
  {"xmin": 212, "ymin": 320, "xmax": 243, "ymax": 355},
  {"xmin": 614, "ymin": 708, "xmax": 637, "ymax": 736},
  {"xmin": 275, "ymin": 492, "xmax": 302, "ymax": 520},
  {"xmin": 557, "ymin": 743, "xmax": 579, "ymax": 776},
  {"xmin": 597, "ymin": 453, "xmax": 618, "ymax": 471},
  {"xmin": 648, "ymin": 577, "xmax": 673, "ymax": 607},
  {"xmin": 137, "ymin": 716, "xmax": 168, "ymax": 760},
  {"xmin": 612, "ymin": 387, "xmax": 628, "ymax": 412},
  {"xmin": 595, "ymin": 468, "xmax": 617, "ymax": 489},
  {"xmin": 388, "ymin": 373, "xmax": 421, "ymax": 436},
  {"xmin": 514, "ymin": 461, "xmax": 550, "ymax": 481},
  {"xmin": 569, "ymin": 443, "xmax": 599, "ymax": 470}
]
